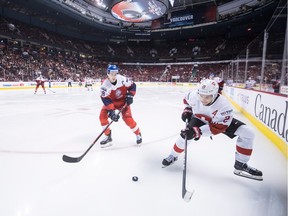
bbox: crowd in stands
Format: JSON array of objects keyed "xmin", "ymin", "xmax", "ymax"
[{"xmin": 0, "ymin": 16, "xmax": 285, "ymax": 87}]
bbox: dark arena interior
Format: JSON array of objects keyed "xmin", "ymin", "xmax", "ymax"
[{"xmin": 0, "ymin": 0, "xmax": 287, "ymax": 85}]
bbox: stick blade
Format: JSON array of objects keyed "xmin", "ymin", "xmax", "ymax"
[
  {"xmin": 183, "ymin": 190, "xmax": 195, "ymax": 202},
  {"xmin": 62, "ymin": 154, "xmax": 81, "ymax": 163}
]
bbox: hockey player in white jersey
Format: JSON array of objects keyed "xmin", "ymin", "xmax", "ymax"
[
  {"xmin": 162, "ymin": 79, "xmax": 263, "ymax": 181},
  {"xmin": 85, "ymin": 77, "xmax": 93, "ymax": 91},
  {"xmin": 245, "ymin": 77, "xmax": 256, "ymax": 89}
]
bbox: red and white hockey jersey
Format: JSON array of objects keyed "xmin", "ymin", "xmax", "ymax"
[
  {"xmin": 184, "ymin": 90, "xmax": 233, "ymax": 136},
  {"xmin": 36, "ymin": 76, "xmax": 45, "ymax": 84},
  {"xmin": 100, "ymin": 74, "xmax": 136, "ymax": 110}
]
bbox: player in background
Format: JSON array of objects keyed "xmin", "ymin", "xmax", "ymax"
[
  {"xmin": 85, "ymin": 77, "xmax": 93, "ymax": 91},
  {"xmin": 34, "ymin": 71, "xmax": 46, "ymax": 94},
  {"xmin": 162, "ymin": 79, "xmax": 263, "ymax": 181},
  {"xmin": 271, "ymin": 78, "xmax": 281, "ymax": 93},
  {"xmin": 209, "ymin": 73, "xmax": 224, "ymax": 94},
  {"xmin": 99, "ymin": 64, "xmax": 142, "ymax": 148},
  {"xmin": 67, "ymin": 77, "xmax": 72, "ymax": 87},
  {"xmin": 78, "ymin": 78, "xmax": 83, "ymax": 87},
  {"xmin": 245, "ymin": 77, "xmax": 256, "ymax": 89},
  {"xmin": 226, "ymin": 77, "xmax": 234, "ymax": 86}
]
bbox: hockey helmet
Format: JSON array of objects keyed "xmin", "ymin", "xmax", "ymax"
[
  {"xmin": 107, "ymin": 64, "xmax": 119, "ymax": 74},
  {"xmin": 209, "ymin": 73, "xmax": 215, "ymax": 79},
  {"xmin": 197, "ymin": 79, "xmax": 219, "ymax": 96}
]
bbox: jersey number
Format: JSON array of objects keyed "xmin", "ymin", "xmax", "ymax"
[{"xmin": 223, "ymin": 116, "xmax": 231, "ymax": 123}]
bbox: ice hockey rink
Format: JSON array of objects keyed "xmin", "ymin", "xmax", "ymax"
[{"xmin": 0, "ymin": 86, "xmax": 287, "ymax": 216}]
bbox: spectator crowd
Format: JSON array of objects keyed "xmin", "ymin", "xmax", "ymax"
[{"xmin": 0, "ymin": 16, "xmax": 285, "ymax": 89}]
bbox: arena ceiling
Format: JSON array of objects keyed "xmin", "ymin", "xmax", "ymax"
[{"xmin": 0, "ymin": 0, "xmax": 281, "ymax": 42}]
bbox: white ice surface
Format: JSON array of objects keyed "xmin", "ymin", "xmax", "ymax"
[{"xmin": 0, "ymin": 86, "xmax": 287, "ymax": 216}]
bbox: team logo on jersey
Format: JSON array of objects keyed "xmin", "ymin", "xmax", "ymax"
[{"xmin": 115, "ymin": 89, "xmax": 122, "ymax": 98}]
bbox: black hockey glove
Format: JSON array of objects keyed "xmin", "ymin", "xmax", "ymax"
[
  {"xmin": 180, "ymin": 126, "xmax": 202, "ymax": 141},
  {"xmin": 181, "ymin": 107, "xmax": 192, "ymax": 122},
  {"xmin": 108, "ymin": 110, "xmax": 120, "ymax": 122},
  {"xmin": 125, "ymin": 93, "xmax": 133, "ymax": 106}
]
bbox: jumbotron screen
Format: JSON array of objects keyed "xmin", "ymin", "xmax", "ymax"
[
  {"xmin": 110, "ymin": 0, "xmax": 168, "ymax": 23},
  {"xmin": 152, "ymin": 5, "xmax": 217, "ymax": 29}
]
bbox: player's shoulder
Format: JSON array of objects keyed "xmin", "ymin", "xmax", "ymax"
[
  {"xmin": 100, "ymin": 79, "xmax": 112, "ymax": 92},
  {"xmin": 185, "ymin": 89, "xmax": 197, "ymax": 100},
  {"xmin": 214, "ymin": 77, "xmax": 222, "ymax": 82},
  {"xmin": 215, "ymin": 94, "xmax": 233, "ymax": 108},
  {"xmin": 101, "ymin": 78, "xmax": 111, "ymax": 87},
  {"xmin": 117, "ymin": 74, "xmax": 131, "ymax": 82},
  {"xmin": 117, "ymin": 74, "xmax": 134, "ymax": 86}
]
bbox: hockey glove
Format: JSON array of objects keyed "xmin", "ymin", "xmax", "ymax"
[
  {"xmin": 180, "ymin": 126, "xmax": 202, "ymax": 141},
  {"xmin": 181, "ymin": 107, "xmax": 192, "ymax": 122},
  {"xmin": 125, "ymin": 93, "xmax": 133, "ymax": 106},
  {"xmin": 108, "ymin": 110, "xmax": 120, "ymax": 122}
]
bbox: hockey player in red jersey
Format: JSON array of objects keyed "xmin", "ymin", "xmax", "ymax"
[
  {"xmin": 34, "ymin": 72, "xmax": 46, "ymax": 94},
  {"xmin": 99, "ymin": 64, "xmax": 142, "ymax": 147},
  {"xmin": 162, "ymin": 79, "xmax": 263, "ymax": 181}
]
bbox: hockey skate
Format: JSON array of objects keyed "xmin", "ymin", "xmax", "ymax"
[
  {"xmin": 100, "ymin": 131, "xmax": 112, "ymax": 148},
  {"xmin": 162, "ymin": 154, "xmax": 178, "ymax": 168},
  {"xmin": 233, "ymin": 160, "xmax": 263, "ymax": 181},
  {"xmin": 136, "ymin": 133, "xmax": 142, "ymax": 145}
]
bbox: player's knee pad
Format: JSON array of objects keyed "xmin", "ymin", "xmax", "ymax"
[
  {"xmin": 236, "ymin": 125, "xmax": 255, "ymax": 140},
  {"xmin": 123, "ymin": 117, "xmax": 136, "ymax": 127}
]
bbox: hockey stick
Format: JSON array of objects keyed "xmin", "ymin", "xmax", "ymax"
[
  {"xmin": 62, "ymin": 105, "xmax": 127, "ymax": 163},
  {"xmin": 47, "ymin": 88, "xmax": 56, "ymax": 93},
  {"xmin": 182, "ymin": 119, "xmax": 195, "ymax": 202}
]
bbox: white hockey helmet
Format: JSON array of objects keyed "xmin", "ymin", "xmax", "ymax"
[{"xmin": 197, "ymin": 79, "xmax": 219, "ymax": 96}]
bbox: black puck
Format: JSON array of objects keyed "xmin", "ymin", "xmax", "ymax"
[{"xmin": 132, "ymin": 176, "xmax": 138, "ymax": 182}]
